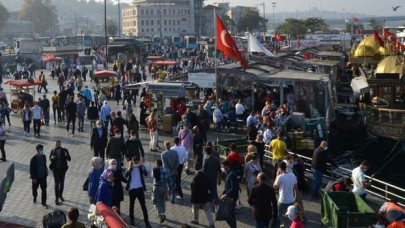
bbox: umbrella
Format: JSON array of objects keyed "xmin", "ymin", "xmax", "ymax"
[
  {"xmin": 94, "ymin": 70, "xmax": 117, "ymax": 78},
  {"xmin": 146, "ymin": 56, "xmax": 164, "ymax": 61},
  {"xmin": 5, "ymin": 79, "xmax": 42, "ymax": 86},
  {"xmin": 154, "ymin": 60, "xmax": 179, "ymax": 66}
]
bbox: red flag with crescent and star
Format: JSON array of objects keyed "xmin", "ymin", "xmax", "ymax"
[{"xmin": 216, "ymin": 14, "xmax": 248, "ymax": 70}]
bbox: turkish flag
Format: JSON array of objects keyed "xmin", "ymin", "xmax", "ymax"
[
  {"xmin": 374, "ymin": 31, "xmax": 384, "ymax": 47},
  {"xmin": 216, "ymin": 15, "xmax": 248, "ymax": 70},
  {"xmin": 275, "ymin": 33, "xmax": 284, "ymax": 42},
  {"xmin": 383, "ymin": 29, "xmax": 399, "ymax": 44},
  {"xmin": 352, "ymin": 17, "xmax": 359, "ymax": 22}
]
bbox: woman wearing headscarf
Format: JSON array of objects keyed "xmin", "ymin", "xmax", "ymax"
[
  {"xmin": 243, "ymin": 152, "xmax": 262, "ymax": 196},
  {"xmin": 87, "ymin": 157, "xmax": 104, "ymax": 203},
  {"xmin": 103, "ymin": 159, "xmax": 127, "ymax": 213},
  {"xmin": 139, "ymin": 97, "xmax": 148, "ymax": 127},
  {"xmin": 95, "ymin": 169, "xmax": 114, "ymax": 207}
]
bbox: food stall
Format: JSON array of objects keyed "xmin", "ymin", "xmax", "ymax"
[
  {"xmin": 153, "ymin": 60, "xmax": 180, "ymax": 82},
  {"xmin": 93, "ymin": 70, "xmax": 117, "ymax": 99},
  {"xmin": 146, "ymin": 55, "xmax": 164, "ymax": 73},
  {"xmin": 5, "ymin": 79, "xmax": 42, "ymax": 114}
]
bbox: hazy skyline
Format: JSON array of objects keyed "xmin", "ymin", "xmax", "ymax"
[{"xmin": 114, "ymin": 0, "xmax": 405, "ymax": 17}]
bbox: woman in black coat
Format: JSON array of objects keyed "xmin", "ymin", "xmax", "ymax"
[
  {"xmin": 139, "ymin": 97, "xmax": 148, "ymax": 127},
  {"xmin": 112, "ymin": 167, "xmax": 128, "ymax": 213}
]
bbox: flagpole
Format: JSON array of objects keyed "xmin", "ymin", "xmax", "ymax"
[
  {"xmin": 214, "ymin": 9, "xmax": 219, "ymax": 103},
  {"xmin": 247, "ymin": 27, "xmax": 250, "ymax": 61}
]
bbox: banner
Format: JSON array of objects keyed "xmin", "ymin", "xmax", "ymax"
[{"xmin": 290, "ymin": 40, "xmax": 320, "ymax": 48}]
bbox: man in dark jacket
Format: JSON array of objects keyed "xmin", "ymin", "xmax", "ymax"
[
  {"xmin": 87, "ymin": 101, "xmax": 99, "ymax": 138},
  {"xmin": 125, "ymin": 130, "xmax": 145, "ymax": 162},
  {"xmin": 49, "ymin": 140, "xmax": 71, "ymax": 205},
  {"xmin": 311, "ymin": 141, "xmax": 337, "ymax": 198},
  {"xmin": 30, "ymin": 144, "xmax": 48, "ymax": 208},
  {"xmin": 65, "ymin": 97, "xmax": 77, "ymax": 136},
  {"xmin": 220, "ymin": 160, "xmax": 239, "ymax": 228},
  {"xmin": 189, "ymin": 167, "xmax": 215, "ymax": 227},
  {"xmin": 112, "ymin": 111, "xmax": 126, "ymax": 137},
  {"xmin": 40, "ymin": 95, "xmax": 50, "ymax": 125},
  {"xmin": 58, "ymin": 86, "xmax": 68, "ymax": 121},
  {"xmin": 192, "ymin": 126, "xmax": 204, "ymax": 171},
  {"xmin": 248, "ymin": 172, "xmax": 277, "ymax": 228},
  {"xmin": 91, "ymin": 120, "xmax": 108, "ymax": 161},
  {"xmin": 106, "ymin": 129, "xmax": 125, "ymax": 170}
]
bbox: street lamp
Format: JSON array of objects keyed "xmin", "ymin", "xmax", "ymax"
[
  {"xmin": 69, "ymin": 9, "xmax": 77, "ymax": 35},
  {"xmin": 272, "ymin": 2, "xmax": 276, "ymax": 31},
  {"xmin": 257, "ymin": 2, "xmax": 266, "ymax": 38},
  {"xmin": 117, "ymin": 0, "xmax": 121, "ymax": 37}
]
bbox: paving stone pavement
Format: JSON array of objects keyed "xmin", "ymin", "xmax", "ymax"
[{"xmin": 0, "ymin": 69, "xmax": 351, "ymax": 228}]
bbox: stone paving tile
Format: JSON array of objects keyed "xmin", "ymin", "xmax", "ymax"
[{"xmin": 0, "ymin": 69, "xmax": 385, "ymax": 228}]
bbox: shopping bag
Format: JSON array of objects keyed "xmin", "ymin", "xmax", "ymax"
[{"xmin": 215, "ymin": 199, "xmax": 233, "ymax": 221}]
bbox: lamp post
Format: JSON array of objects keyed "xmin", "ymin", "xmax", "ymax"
[
  {"xmin": 104, "ymin": 0, "xmax": 108, "ymax": 69},
  {"xmin": 69, "ymin": 9, "xmax": 77, "ymax": 35},
  {"xmin": 159, "ymin": 0, "xmax": 162, "ymax": 39},
  {"xmin": 272, "ymin": 2, "xmax": 276, "ymax": 31},
  {"xmin": 117, "ymin": 0, "xmax": 121, "ymax": 37},
  {"xmin": 257, "ymin": 2, "xmax": 266, "ymax": 40}
]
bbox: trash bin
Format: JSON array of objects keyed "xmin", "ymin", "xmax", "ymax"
[
  {"xmin": 215, "ymin": 138, "xmax": 249, "ymax": 160},
  {"xmin": 321, "ymin": 190, "xmax": 377, "ymax": 228}
]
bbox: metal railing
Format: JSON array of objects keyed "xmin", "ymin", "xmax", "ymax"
[
  {"xmin": 367, "ymin": 105, "xmax": 405, "ymax": 125},
  {"xmin": 264, "ymin": 147, "xmax": 405, "ymax": 207}
]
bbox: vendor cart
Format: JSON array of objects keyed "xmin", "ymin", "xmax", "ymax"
[
  {"xmin": 154, "ymin": 60, "xmax": 179, "ymax": 82},
  {"xmin": 93, "ymin": 70, "xmax": 117, "ymax": 99},
  {"xmin": 5, "ymin": 79, "xmax": 41, "ymax": 114}
]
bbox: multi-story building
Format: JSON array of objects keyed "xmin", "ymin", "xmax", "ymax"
[
  {"xmin": 226, "ymin": 6, "xmax": 257, "ymax": 28},
  {"xmin": 122, "ymin": 0, "xmax": 196, "ymax": 37}
]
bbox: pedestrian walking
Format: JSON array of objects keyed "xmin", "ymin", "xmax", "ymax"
[
  {"xmin": 171, "ymin": 137, "xmax": 187, "ymax": 200},
  {"xmin": 147, "ymin": 112, "xmax": 158, "ymax": 152},
  {"xmin": 76, "ymin": 97, "xmax": 86, "ymax": 132},
  {"xmin": 95, "ymin": 169, "xmax": 114, "ymax": 207},
  {"xmin": 151, "ymin": 159, "xmax": 170, "ymax": 223},
  {"xmin": 244, "ymin": 152, "xmax": 261, "ymax": 196},
  {"xmin": 106, "ymin": 129, "xmax": 125, "ymax": 171},
  {"xmin": 51, "ymin": 91, "xmax": 61, "ymax": 124},
  {"xmin": 124, "ymin": 156, "xmax": 151, "ymax": 228},
  {"xmin": 49, "ymin": 140, "xmax": 71, "ymax": 205},
  {"xmin": 220, "ymin": 160, "xmax": 239, "ymax": 228},
  {"xmin": 82, "ymin": 85, "xmax": 92, "ymax": 108},
  {"xmin": 66, "ymin": 97, "xmax": 77, "ymax": 136},
  {"xmin": 269, "ymin": 132, "xmax": 288, "ymax": 171},
  {"xmin": 161, "ymin": 141, "xmax": 178, "ymax": 203},
  {"xmin": 31, "ymin": 101, "xmax": 43, "ymax": 137},
  {"xmin": 126, "ymin": 114, "xmax": 139, "ymax": 139},
  {"xmin": 178, "ymin": 123, "xmax": 193, "ymax": 173},
  {"xmin": 202, "ymin": 146, "xmax": 221, "ymax": 200},
  {"xmin": 192, "ymin": 126, "xmax": 204, "ymax": 172},
  {"xmin": 22, "ymin": 103, "xmax": 32, "ymax": 136},
  {"xmin": 87, "ymin": 101, "xmax": 99, "ymax": 138},
  {"xmin": 0, "ymin": 120, "xmax": 7, "ymax": 162},
  {"xmin": 273, "ymin": 162, "xmax": 299, "ymax": 228},
  {"xmin": 352, "ymin": 160, "xmax": 371, "ymax": 202},
  {"xmin": 109, "ymin": 159, "xmax": 127, "ymax": 213},
  {"xmin": 58, "ymin": 73, "xmax": 65, "ymax": 91},
  {"xmin": 100, "ymin": 101, "xmax": 112, "ymax": 128},
  {"xmin": 248, "ymin": 172, "xmax": 278, "ymax": 228},
  {"xmin": 124, "ymin": 130, "xmax": 144, "ymax": 162},
  {"xmin": 87, "ymin": 157, "xmax": 104, "ymax": 203},
  {"xmin": 30, "ymin": 144, "xmax": 48, "ymax": 208},
  {"xmin": 90, "ymin": 121, "xmax": 108, "ymax": 161},
  {"xmin": 40, "ymin": 95, "xmax": 50, "ymax": 125},
  {"xmin": 189, "ymin": 167, "xmax": 215, "ymax": 228}
]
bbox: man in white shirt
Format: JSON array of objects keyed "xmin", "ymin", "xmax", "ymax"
[
  {"xmin": 170, "ymin": 137, "xmax": 188, "ymax": 200},
  {"xmin": 235, "ymin": 100, "xmax": 245, "ymax": 118},
  {"xmin": 352, "ymin": 160, "xmax": 371, "ymax": 202},
  {"xmin": 31, "ymin": 101, "xmax": 43, "ymax": 137},
  {"xmin": 273, "ymin": 161, "xmax": 298, "ymax": 228},
  {"xmin": 212, "ymin": 103, "xmax": 224, "ymax": 131}
]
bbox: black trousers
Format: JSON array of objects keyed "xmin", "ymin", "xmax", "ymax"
[
  {"xmin": 176, "ymin": 164, "xmax": 184, "ymax": 198},
  {"xmin": 0, "ymin": 140, "xmax": 5, "ymax": 161},
  {"xmin": 32, "ymin": 176, "xmax": 47, "ymax": 204},
  {"xmin": 94, "ymin": 147, "xmax": 105, "ymax": 161},
  {"xmin": 129, "ymin": 188, "xmax": 150, "ymax": 226},
  {"xmin": 53, "ymin": 170, "xmax": 66, "ymax": 199},
  {"xmin": 33, "ymin": 119, "xmax": 41, "ymax": 135},
  {"xmin": 66, "ymin": 117, "xmax": 76, "ymax": 134},
  {"xmin": 24, "ymin": 120, "xmax": 31, "ymax": 133}
]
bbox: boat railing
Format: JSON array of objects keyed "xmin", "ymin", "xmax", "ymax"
[
  {"xmin": 264, "ymin": 146, "xmax": 405, "ymax": 207},
  {"xmin": 366, "ymin": 105, "xmax": 405, "ymax": 125}
]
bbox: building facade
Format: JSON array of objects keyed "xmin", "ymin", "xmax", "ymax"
[
  {"xmin": 122, "ymin": 0, "xmax": 195, "ymax": 37},
  {"xmin": 226, "ymin": 6, "xmax": 257, "ymax": 29}
]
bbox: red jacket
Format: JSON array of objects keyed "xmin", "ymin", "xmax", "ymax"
[{"xmin": 226, "ymin": 151, "xmax": 242, "ymax": 166}]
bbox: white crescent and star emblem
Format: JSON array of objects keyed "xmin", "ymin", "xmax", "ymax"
[{"xmin": 221, "ymin": 29, "xmax": 231, "ymax": 48}]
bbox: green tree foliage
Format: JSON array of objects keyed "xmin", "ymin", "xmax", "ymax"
[
  {"xmin": 368, "ymin": 18, "xmax": 381, "ymax": 30},
  {"xmin": 277, "ymin": 17, "xmax": 329, "ymax": 37},
  {"xmin": 0, "ymin": 2, "xmax": 10, "ymax": 31},
  {"xmin": 106, "ymin": 19, "xmax": 118, "ymax": 37},
  {"xmin": 18, "ymin": 0, "xmax": 58, "ymax": 36},
  {"xmin": 237, "ymin": 8, "xmax": 267, "ymax": 33}
]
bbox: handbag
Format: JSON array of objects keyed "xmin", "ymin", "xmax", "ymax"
[
  {"xmin": 215, "ymin": 199, "xmax": 233, "ymax": 221},
  {"xmin": 83, "ymin": 177, "xmax": 89, "ymax": 191}
]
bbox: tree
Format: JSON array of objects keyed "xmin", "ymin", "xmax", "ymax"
[
  {"xmin": 18, "ymin": 0, "xmax": 58, "ymax": 36},
  {"xmin": 223, "ymin": 15, "xmax": 236, "ymax": 34},
  {"xmin": 368, "ymin": 18, "xmax": 381, "ymax": 31},
  {"xmin": 237, "ymin": 8, "xmax": 267, "ymax": 33},
  {"xmin": 106, "ymin": 19, "xmax": 118, "ymax": 37},
  {"xmin": 277, "ymin": 17, "xmax": 329, "ymax": 37},
  {"xmin": 0, "ymin": 2, "xmax": 10, "ymax": 31}
]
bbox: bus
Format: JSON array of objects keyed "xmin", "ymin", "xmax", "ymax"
[
  {"xmin": 172, "ymin": 36, "xmax": 183, "ymax": 47},
  {"xmin": 184, "ymin": 36, "xmax": 198, "ymax": 50},
  {"xmin": 152, "ymin": 36, "xmax": 161, "ymax": 47}
]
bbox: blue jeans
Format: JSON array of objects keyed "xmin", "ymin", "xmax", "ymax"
[
  {"xmin": 226, "ymin": 200, "xmax": 237, "ymax": 228},
  {"xmin": 103, "ymin": 120, "xmax": 109, "ymax": 129},
  {"xmin": 255, "ymin": 219, "xmax": 270, "ymax": 228},
  {"xmin": 278, "ymin": 202, "xmax": 293, "ymax": 228},
  {"xmin": 359, "ymin": 193, "xmax": 367, "ymax": 202},
  {"xmin": 311, "ymin": 169, "xmax": 323, "ymax": 197}
]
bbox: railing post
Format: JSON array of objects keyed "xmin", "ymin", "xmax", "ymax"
[
  {"xmin": 389, "ymin": 111, "xmax": 393, "ymax": 123},
  {"xmin": 402, "ymin": 113, "xmax": 405, "ymax": 124},
  {"xmin": 378, "ymin": 110, "xmax": 383, "ymax": 121},
  {"xmin": 385, "ymin": 185, "xmax": 388, "ymax": 199}
]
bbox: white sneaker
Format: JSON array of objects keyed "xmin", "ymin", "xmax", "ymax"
[
  {"xmin": 26, "ymin": 133, "xmax": 30, "ymax": 137},
  {"xmin": 176, "ymin": 196, "xmax": 183, "ymax": 200},
  {"xmin": 24, "ymin": 132, "xmax": 27, "ymax": 136}
]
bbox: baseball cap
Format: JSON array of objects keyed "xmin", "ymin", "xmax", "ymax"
[{"xmin": 285, "ymin": 205, "xmax": 298, "ymax": 217}]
